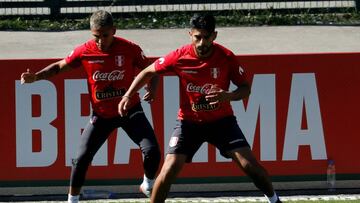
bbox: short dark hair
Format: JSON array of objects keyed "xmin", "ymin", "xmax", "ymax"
[
  {"xmin": 190, "ymin": 13, "xmax": 216, "ymax": 33},
  {"xmin": 90, "ymin": 10, "xmax": 113, "ymax": 30}
]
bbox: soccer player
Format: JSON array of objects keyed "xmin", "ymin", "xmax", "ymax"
[
  {"xmin": 118, "ymin": 13, "xmax": 282, "ymax": 203},
  {"xmin": 20, "ymin": 10, "xmax": 160, "ymax": 203}
]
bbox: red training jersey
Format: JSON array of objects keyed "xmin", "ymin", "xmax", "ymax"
[
  {"xmin": 65, "ymin": 36, "xmax": 149, "ymax": 118},
  {"xmin": 154, "ymin": 43, "xmax": 248, "ymax": 123}
]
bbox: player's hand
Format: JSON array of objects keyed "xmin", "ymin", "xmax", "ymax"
[
  {"xmin": 205, "ymin": 85, "xmax": 227, "ymax": 105},
  {"xmin": 142, "ymin": 87, "xmax": 155, "ymax": 103},
  {"xmin": 118, "ymin": 95, "xmax": 131, "ymax": 117},
  {"xmin": 20, "ymin": 68, "xmax": 37, "ymax": 84}
]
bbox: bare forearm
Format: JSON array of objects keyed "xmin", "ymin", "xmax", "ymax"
[
  {"xmin": 148, "ymin": 74, "xmax": 159, "ymax": 92},
  {"xmin": 35, "ymin": 62, "xmax": 61, "ymax": 81},
  {"xmin": 229, "ymin": 83, "xmax": 251, "ymax": 101},
  {"xmin": 34, "ymin": 59, "xmax": 71, "ymax": 81},
  {"xmin": 125, "ymin": 70, "xmax": 157, "ymax": 97}
]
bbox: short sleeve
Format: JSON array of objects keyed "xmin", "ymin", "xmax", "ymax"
[
  {"xmin": 65, "ymin": 45, "xmax": 83, "ymax": 68},
  {"xmin": 229, "ymin": 53, "xmax": 249, "ymax": 86},
  {"xmin": 133, "ymin": 44, "xmax": 150, "ymax": 70},
  {"xmin": 154, "ymin": 49, "xmax": 181, "ymax": 73}
]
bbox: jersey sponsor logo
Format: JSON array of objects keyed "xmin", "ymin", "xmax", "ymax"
[
  {"xmin": 191, "ymin": 96, "xmax": 220, "ymax": 112},
  {"xmin": 92, "ymin": 70, "xmax": 125, "ymax": 81},
  {"xmin": 186, "ymin": 83, "xmax": 215, "ymax": 94},
  {"xmin": 115, "ymin": 55, "xmax": 125, "ymax": 67},
  {"xmin": 191, "ymin": 102, "xmax": 219, "ymax": 112},
  {"xmin": 95, "ymin": 86, "xmax": 126, "ymax": 101},
  {"xmin": 211, "ymin": 67, "xmax": 220, "ymax": 79},
  {"xmin": 88, "ymin": 60, "xmax": 105, "ymax": 64},
  {"xmin": 182, "ymin": 70, "xmax": 198, "ymax": 74}
]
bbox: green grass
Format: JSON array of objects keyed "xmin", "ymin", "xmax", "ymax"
[{"xmin": 1, "ymin": 9, "xmax": 360, "ymax": 31}]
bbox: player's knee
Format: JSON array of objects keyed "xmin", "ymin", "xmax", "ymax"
[
  {"xmin": 243, "ymin": 161, "xmax": 267, "ymax": 179},
  {"xmin": 142, "ymin": 146, "xmax": 161, "ymax": 178},
  {"xmin": 160, "ymin": 159, "xmax": 182, "ymax": 181},
  {"xmin": 143, "ymin": 145, "xmax": 161, "ymax": 163},
  {"xmin": 71, "ymin": 156, "xmax": 92, "ymax": 169},
  {"xmin": 241, "ymin": 160, "xmax": 256, "ymax": 174}
]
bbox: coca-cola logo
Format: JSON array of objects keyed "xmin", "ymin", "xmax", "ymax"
[
  {"xmin": 186, "ymin": 83, "xmax": 214, "ymax": 94},
  {"xmin": 92, "ymin": 70, "xmax": 125, "ymax": 81}
]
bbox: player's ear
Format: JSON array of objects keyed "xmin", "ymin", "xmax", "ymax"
[
  {"xmin": 212, "ymin": 31, "xmax": 217, "ymax": 41},
  {"xmin": 112, "ymin": 26, "xmax": 116, "ymax": 35},
  {"xmin": 189, "ymin": 29, "xmax": 195, "ymax": 38}
]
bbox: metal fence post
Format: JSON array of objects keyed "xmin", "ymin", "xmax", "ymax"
[
  {"xmin": 48, "ymin": 0, "xmax": 61, "ymax": 19},
  {"xmin": 355, "ymin": 0, "xmax": 360, "ymax": 11}
]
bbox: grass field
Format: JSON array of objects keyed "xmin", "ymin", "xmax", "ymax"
[
  {"xmin": 72, "ymin": 195, "xmax": 360, "ymax": 203},
  {"xmin": 4, "ymin": 192, "xmax": 360, "ymax": 203},
  {"xmin": 4, "ymin": 195, "xmax": 360, "ymax": 203}
]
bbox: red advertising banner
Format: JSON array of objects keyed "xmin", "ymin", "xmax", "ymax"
[{"xmin": 1, "ymin": 53, "xmax": 360, "ymax": 186}]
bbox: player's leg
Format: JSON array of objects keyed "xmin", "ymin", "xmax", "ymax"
[
  {"xmin": 121, "ymin": 104, "xmax": 161, "ymax": 197},
  {"xmin": 150, "ymin": 120, "xmax": 203, "ymax": 203},
  {"xmin": 151, "ymin": 153, "xmax": 187, "ymax": 203},
  {"xmin": 210, "ymin": 116, "xmax": 281, "ymax": 203},
  {"xmin": 68, "ymin": 114, "xmax": 115, "ymax": 202},
  {"xmin": 228, "ymin": 148, "xmax": 280, "ymax": 203}
]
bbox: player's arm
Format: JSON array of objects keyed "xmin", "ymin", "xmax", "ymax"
[
  {"xmin": 227, "ymin": 81, "xmax": 251, "ymax": 101},
  {"xmin": 119, "ymin": 63, "xmax": 158, "ymax": 116},
  {"xmin": 134, "ymin": 46, "xmax": 160, "ymax": 102},
  {"xmin": 205, "ymin": 81, "xmax": 251, "ymax": 105},
  {"xmin": 142, "ymin": 74, "xmax": 159, "ymax": 102},
  {"xmin": 21, "ymin": 59, "xmax": 72, "ymax": 84}
]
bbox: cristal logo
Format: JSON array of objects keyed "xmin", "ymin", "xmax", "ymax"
[
  {"xmin": 186, "ymin": 83, "xmax": 213, "ymax": 94},
  {"xmin": 92, "ymin": 70, "xmax": 125, "ymax": 81}
]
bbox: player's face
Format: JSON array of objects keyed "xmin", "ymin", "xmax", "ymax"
[
  {"xmin": 190, "ymin": 28, "xmax": 217, "ymax": 58},
  {"xmin": 91, "ymin": 26, "xmax": 116, "ymax": 52}
]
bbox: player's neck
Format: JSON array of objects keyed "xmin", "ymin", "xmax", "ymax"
[
  {"xmin": 99, "ymin": 37, "xmax": 115, "ymax": 52},
  {"xmin": 195, "ymin": 47, "xmax": 214, "ymax": 59}
]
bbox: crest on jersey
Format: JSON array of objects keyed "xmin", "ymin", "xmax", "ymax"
[
  {"xmin": 169, "ymin": 136, "xmax": 179, "ymax": 147},
  {"xmin": 211, "ymin": 67, "xmax": 220, "ymax": 79},
  {"xmin": 115, "ymin": 55, "xmax": 125, "ymax": 67}
]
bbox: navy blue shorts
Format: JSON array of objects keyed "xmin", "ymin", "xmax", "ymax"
[{"xmin": 167, "ymin": 116, "xmax": 250, "ymax": 162}]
